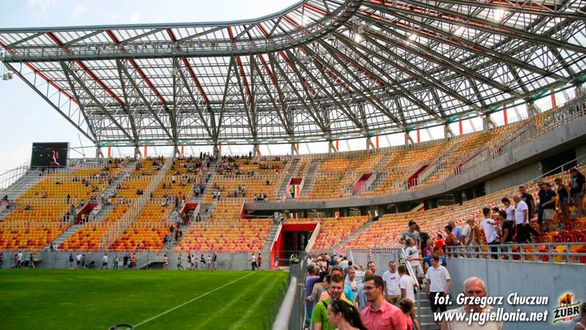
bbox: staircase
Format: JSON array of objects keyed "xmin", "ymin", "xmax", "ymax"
[
  {"xmin": 331, "ymin": 220, "xmax": 375, "ymax": 253},
  {"xmin": 99, "ymin": 157, "xmax": 174, "ymax": 249},
  {"xmin": 3, "ymin": 168, "xmax": 44, "ymax": 201},
  {"xmin": 261, "ymin": 223, "xmax": 280, "ymax": 256},
  {"xmin": 415, "ymin": 285, "xmax": 436, "ymax": 330},
  {"xmin": 101, "ymin": 160, "xmax": 137, "ymax": 198},
  {"xmin": 48, "ymin": 224, "xmax": 81, "ymax": 249},
  {"xmin": 0, "ymin": 204, "xmax": 14, "ymax": 221},
  {"xmin": 276, "ymin": 158, "xmax": 301, "ymax": 199},
  {"xmin": 90, "ymin": 204, "xmax": 115, "ymax": 222},
  {"xmin": 416, "ymin": 140, "xmax": 463, "ymax": 185},
  {"xmin": 366, "ymin": 153, "xmax": 393, "ymax": 192},
  {"xmin": 300, "ymin": 160, "xmax": 321, "ymax": 196}
]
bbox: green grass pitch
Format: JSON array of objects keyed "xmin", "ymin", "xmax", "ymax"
[{"xmin": 0, "ymin": 269, "xmax": 289, "ymax": 329}]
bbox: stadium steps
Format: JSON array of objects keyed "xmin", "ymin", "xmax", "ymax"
[
  {"xmin": 2, "ymin": 168, "xmax": 44, "ymax": 201},
  {"xmin": 48, "ymin": 224, "xmax": 82, "ymax": 249},
  {"xmin": 101, "ymin": 160, "xmax": 138, "ymax": 197},
  {"xmin": 300, "ymin": 160, "xmax": 321, "ymax": 196},
  {"xmin": 276, "ymin": 158, "xmax": 300, "ymax": 198},
  {"xmin": 90, "ymin": 204, "xmax": 115, "ymax": 222},
  {"xmin": 415, "ymin": 140, "xmax": 463, "ymax": 186},
  {"xmin": 261, "ymin": 223, "xmax": 279, "ymax": 256},
  {"xmin": 415, "ymin": 285, "xmax": 437, "ymax": 330},
  {"xmin": 330, "ymin": 219, "xmax": 375, "ymax": 253},
  {"xmin": 101, "ymin": 157, "xmax": 174, "ymax": 249},
  {"xmin": 199, "ymin": 157, "xmax": 218, "ymax": 197},
  {"xmin": 0, "ymin": 202, "xmax": 17, "ymax": 221},
  {"xmin": 365, "ymin": 153, "xmax": 393, "ymax": 192}
]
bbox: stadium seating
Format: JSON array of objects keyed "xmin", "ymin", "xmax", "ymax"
[
  {"xmin": 177, "ymin": 202, "xmax": 271, "ymax": 252},
  {"xmin": 0, "ymin": 165, "xmax": 125, "ymax": 250},
  {"xmin": 109, "ymin": 202, "xmax": 173, "ymax": 251},
  {"xmin": 341, "ymin": 165, "xmax": 586, "ymax": 257}
]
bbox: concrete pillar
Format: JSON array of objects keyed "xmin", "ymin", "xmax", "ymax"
[
  {"xmin": 213, "ymin": 143, "xmax": 220, "ymax": 157},
  {"xmin": 133, "ymin": 146, "xmax": 141, "ymax": 159},
  {"xmin": 328, "ymin": 140, "xmax": 338, "ymax": 153},
  {"xmin": 482, "ymin": 115, "xmax": 496, "ymax": 131},
  {"xmin": 290, "ymin": 143, "xmax": 300, "ymax": 156},
  {"xmin": 527, "ymin": 102, "xmax": 539, "ymax": 117},
  {"xmin": 444, "ymin": 124, "xmax": 455, "ymax": 139},
  {"xmin": 366, "ymin": 137, "xmax": 375, "ymax": 151},
  {"xmin": 253, "ymin": 144, "xmax": 261, "ymax": 158},
  {"xmin": 95, "ymin": 146, "xmax": 104, "ymax": 159},
  {"xmin": 576, "ymin": 84, "xmax": 585, "ymax": 97},
  {"xmin": 404, "ymin": 132, "xmax": 414, "ymax": 145}
]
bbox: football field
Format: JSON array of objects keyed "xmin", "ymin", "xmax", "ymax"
[{"xmin": 0, "ymin": 269, "xmax": 288, "ymax": 329}]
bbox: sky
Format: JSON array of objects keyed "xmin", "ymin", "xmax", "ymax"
[{"xmin": 0, "ymin": 0, "xmax": 299, "ymax": 173}]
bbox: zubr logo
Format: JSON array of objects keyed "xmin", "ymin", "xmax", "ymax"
[{"xmin": 553, "ymin": 292, "xmax": 581, "ymax": 323}]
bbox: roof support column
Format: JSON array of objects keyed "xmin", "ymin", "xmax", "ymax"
[
  {"xmin": 291, "ymin": 143, "xmax": 300, "ymax": 156},
  {"xmin": 405, "ymin": 132, "xmax": 414, "ymax": 145},
  {"xmin": 95, "ymin": 145, "xmax": 104, "ymax": 159},
  {"xmin": 213, "ymin": 143, "xmax": 221, "ymax": 157},
  {"xmin": 134, "ymin": 146, "xmax": 142, "ymax": 159},
  {"xmin": 253, "ymin": 144, "xmax": 261, "ymax": 158},
  {"xmin": 575, "ymin": 84, "xmax": 586, "ymax": 98},
  {"xmin": 527, "ymin": 102, "xmax": 540, "ymax": 118},
  {"xmin": 366, "ymin": 137, "xmax": 375, "ymax": 151},
  {"xmin": 328, "ymin": 140, "xmax": 338, "ymax": 153},
  {"xmin": 444, "ymin": 123, "xmax": 455, "ymax": 139},
  {"xmin": 482, "ymin": 115, "xmax": 496, "ymax": 131}
]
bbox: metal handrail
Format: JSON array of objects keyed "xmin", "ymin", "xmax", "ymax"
[
  {"xmin": 272, "ymin": 276, "xmax": 298, "ymax": 330},
  {"xmin": 445, "ymin": 242, "xmax": 586, "ymax": 265},
  {"xmin": 400, "ymin": 248, "xmax": 422, "ymax": 324}
]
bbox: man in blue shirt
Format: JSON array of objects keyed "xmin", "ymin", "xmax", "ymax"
[{"xmin": 424, "ymin": 248, "xmax": 447, "ymax": 268}]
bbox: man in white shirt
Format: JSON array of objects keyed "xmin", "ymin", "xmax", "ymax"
[
  {"xmin": 513, "ymin": 195, "xmax": 529, "ymax": 243},
  {"xmin": 460, "ymin": 218, "xmax": 474, "ymax": 246},
  {"xmin": 441, "ymin": 277, "xmax": 503, "ymax": 330},
  {"xmin": 405, "ymin": 238, "xmax": 424, "ymax": 280},
  {"xmin": 426, "ymin": 255, "xmax": 452, "ymax": 328},
  {"xmin": 480, "ymin": 207, "xmax": 499, "ymax": 259},
  {"xmin": 250, "ymin": 253, "xmax": 256, "ymax": 271},
  {"xmin": 102, "ymin": 254, "xmax": 108, "ymax": 269},
  {"xmin": 398, "ymin": 264, "xmax": 418, "ymax": 303},
  {"xmin": 382, "ymin": 260, "xmax": 401, "ymax": 305}
]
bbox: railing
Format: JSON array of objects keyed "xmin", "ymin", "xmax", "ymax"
[
  {"xmin": 271, "ymin": 257, "xmax": 306, "ymax": 330},
  {"xmin": 99, "ymin": 157, "xmax": 174, "ymax": 250},
  {"xmin": 445, "ymin": 243, "xmax": 586, "ymax": 264},
  {"xmin": 0, "ymin": 163, "xmax": 32, "ymax": 191},
  {"xmin": 455, "ymin": 96, "xmax": 586, "ymax": 175},
  {"xmin": 400, "ymin": 248, "xmax": 422, "ymax": 325},
  {"xmin": 273, "ymin": 158, "xmax": 294, "ymax": 198}
]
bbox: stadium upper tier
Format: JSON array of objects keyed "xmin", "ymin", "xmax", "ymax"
[{"xmin": 1, "ymin": 0, "xmax": 584, "ymax": 146}]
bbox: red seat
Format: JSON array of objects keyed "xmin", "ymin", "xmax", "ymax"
[{"xmin": 561, "ymin": 231, "xmax": 575, "ymax": 243}]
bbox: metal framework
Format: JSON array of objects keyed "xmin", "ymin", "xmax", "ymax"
[{"xmin": 0, "ymin": 0, "xmax": 585, "ymax": 148}]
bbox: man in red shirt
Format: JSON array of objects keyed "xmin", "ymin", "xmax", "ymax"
[{"xmin": 361, "ymin": 275, "xmax": 410, "ymax": 330}]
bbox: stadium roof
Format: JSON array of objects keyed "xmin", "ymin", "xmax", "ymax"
[{"xmin": 0, "ymin": 0, "xmax": 585, "ymax": 149}]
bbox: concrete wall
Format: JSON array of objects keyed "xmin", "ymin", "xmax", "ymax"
[
  {"xmin": 485, "ymin": 162, "xmax": 542, "ymax": 194},
  {"xmin": 576, "ymin": 144, "xmax": 586, "ymax": 160},
  {"xmin": 1, "ymin": 250, "xmax": 262, "ymax": 271},
  {"xmin": 447, "ymin": 258, "xmax": 586, "ymax": 330}
]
